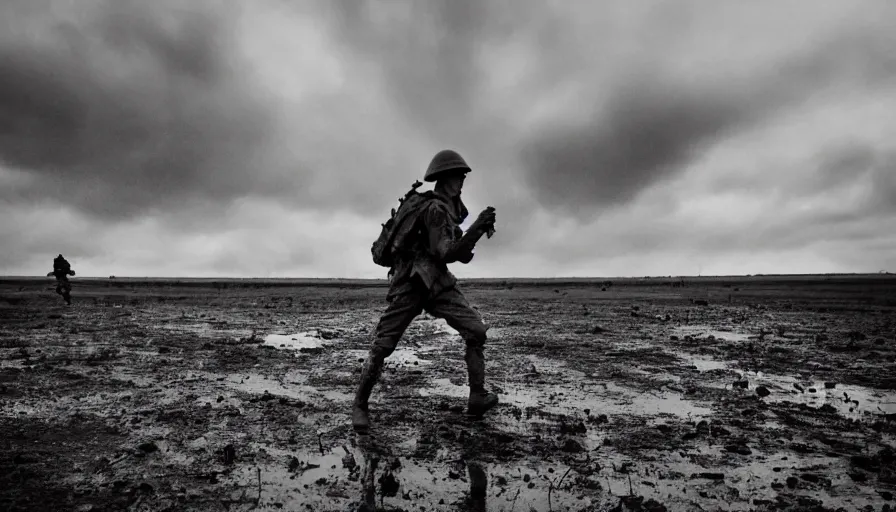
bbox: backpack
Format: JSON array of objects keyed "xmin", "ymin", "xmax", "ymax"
[{"xmin": 371, "ymin": 180, "xmax": 435, "ymax": 268}]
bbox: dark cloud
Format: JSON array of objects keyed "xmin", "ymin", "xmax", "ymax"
[
  {"xmin": 0, "ymin": 0, "xmax": 287, "ymax": 219},
  {"xmin": 522, "ymin": 82, "xmax": 745, "ymax": 215},
  {"xmin": 314, "ymin": 0, "xmax": 896, "ymax": 224},
  {"xmin": 3, "ymin": 1, "xmax": 895, "ymax": 277},
  {"xmin": 322, "ymin": 0, "xmax": 511, "ymax": 141},
  {"xmin": 520, "ymin": 26, "xmax": 896, "ymax": 216}
]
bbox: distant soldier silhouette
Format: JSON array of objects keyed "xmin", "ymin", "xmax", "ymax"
[
  {"xmin": 354, "ymin": 149, "xmax": 498, "ymax": 435},
  {"xmin": 47, "ymin": 254, "xmax": 75, "ymax": 305}
]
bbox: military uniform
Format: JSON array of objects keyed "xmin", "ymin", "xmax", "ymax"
[
  {"xmin": 353, "ymin": 150, "xmax": 498, "ymax": 434},
  {"xmin": 374, "ymin": 190, "xmax": 486, "ymax": 353},
  {"xmin": 50, "ymin": 255, "xmax": 74, "ymax": 305}
]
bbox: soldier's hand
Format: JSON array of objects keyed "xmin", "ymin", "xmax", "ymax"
[
  {"xmin": 69, "ymin": 270, "xmax": 76, "ymax": 276},
  {"xmin": 471, "ymin": 208, "xmax": 496, "ymax": 234}
]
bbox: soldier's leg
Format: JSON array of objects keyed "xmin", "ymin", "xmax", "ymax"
[
  {"xmin": 425, "ymin": 287, "xmax": 498, "ymax": 417},
  {"xmin": 353, "ymin": 288, "xmax": 425, "ymax": 434},
  {"xmin": 61, "ymin": 279, "xmax": 72, "ymax": 305}
]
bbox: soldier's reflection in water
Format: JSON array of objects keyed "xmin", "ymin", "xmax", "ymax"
[
  {"xmin": 357, "ymin": 448, "xmax": 378, "ymax": 512},
  {"xmin": 355, "ymin": 436, "xmax": 488, "ymax": 512},
  {"xmin": 466, "ymin": 461, "xmax": 487, "ymax": 512}
]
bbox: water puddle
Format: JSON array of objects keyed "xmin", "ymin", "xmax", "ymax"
[
  {"xmin": 343, "ymin": 348, "xmax": 433, "ymax": 368},
  {"xmin": 1, "ymin": 401, "xmax": 40, "ymax": 416},
  {"xmin": 411, "ymin": 317, "xmax": 459, "ymax": 338},
  {"xmin": 676, "ymin": 353, "xmax": 733, "ymax": 373},
  {"xmin": 223, "ymin": 373, "xmax": 351, "ymax": 403},
  {"xmin": 661, "ymin": 352, "xmax": 896, "ymax": 421},
  {"xmin": 224, "ymin": 444, "xmax": 596, "ymax": 511},
  {"xmin": 732, "ymin": 371, "xmax": 896, "ymax": 419},
  {"xmin": 109, "ymin": 369, "xmax": 156, "ymax": 387},
  {"xmin": 0, "ymin": 358, "xmax": 30, "ymax": 369},
  {"xmin": 156, "ymin": 322, "xmax": 252, "ymax": 340},
  {"xmin": 597, "ymin": 449, "xmax": 885, "ymax": 511},
  {"xmin": 263, "ymin": 331, "xmax": 329, "ymax": 351},
  {"xmin": 431, "ymin": 354, "xmax": 714, "ymax": 422},
  {"xmin": 419, "ymin": 377, "xmax": 713, "ymax": 421},
  {"xmin": 672, "ymin": 326, "xmax": 752, "ymax": 343}
]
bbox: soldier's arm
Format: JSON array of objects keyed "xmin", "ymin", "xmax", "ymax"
[
  {"xmin": 454, "ymin": 227, "xmax": 475, "ymax": 264},
  {"xmin": 425, "ymin": 204, "xmax": 484, "ymax": 264}
]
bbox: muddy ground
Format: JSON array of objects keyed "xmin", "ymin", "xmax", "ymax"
[{"xmin": 1, "ymin": 276, "xmax": 895, "ymax": 512}]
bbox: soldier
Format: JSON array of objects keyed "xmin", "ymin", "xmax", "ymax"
[
  {"xmin": 46, "ymin": 254, "xmax": 75, "ymax": 305},
  {"xmin": 353, "ymin": 149, "xmax": 499, "ymax": 435}
]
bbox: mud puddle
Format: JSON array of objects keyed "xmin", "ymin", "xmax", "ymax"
[
  {"xmin": 599, "ymin": 448, "xmax": 886, "ymax": 511},
  {"xmin": 156, "ymin": 322, "xmax": 252, "ymax": 339},
  {"xmin": 263, "ymin": 331, "xmax": 330, "ymax": 351},
  {"xmin": 419, "ymin": 376, "xmax": 712, "ymax": 422},
  {"xmin": 221, "ymin": 372, "xmax": 351, "ymax": 403},
  {"xmin": 672, "ymin": 325, "xmax": 753, "ymax": 342},
  {"xmin": 343, "ymin": 348, "xmax": 434, "ymax": 368},
  {"xmin": 664, "ymin": 351, "xmax": 896, "ymax": 420},
  {"xmin": 733, "ymin": 370, "xmax": 896, "ymax": 419},
  {"xmin": 224, "ymin": 443, "xmax": 596, "ymax": 511},
  {"xmin": 675, "ymin": 353, "xmax": 732, "ymax": 373},
  {"xmin": 0, "ymin": 359, "xmax": 31, "ymax": 369}
]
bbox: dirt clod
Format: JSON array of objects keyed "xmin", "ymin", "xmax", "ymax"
[
  {"xmin": 561, "ymin": 439, "xmax": 584, "ymax": 453},
  {"xmin": 848, "ymin": 472, "xmax": 868, "ymax": 482},
  {"xmin": 725, "ymin": 444, "xmax": 752, "ymax": 455},
  {"xmin": 221, "ymin": 444, "xmax": 236, "ymax": 465},
  {"xmin": 691, "ymin": 472, "xmax": 724, "ymax": 481},
  {"xmin": 137, "ymin": 442, "xmax": 158, "ymax": 453}
]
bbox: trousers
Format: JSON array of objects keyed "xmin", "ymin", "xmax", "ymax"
[{"xmin": 372, "ymin": 280, "xmax": 487, "ymax": 355}]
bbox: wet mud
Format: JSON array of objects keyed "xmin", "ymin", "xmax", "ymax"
[{"xmin": 1, "ymin": 276, "xmax": 896, "ymax": 511}]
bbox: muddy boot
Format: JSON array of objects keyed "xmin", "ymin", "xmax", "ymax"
[
  {"xmin": 352, "ymin": 348, "xmax": 385, "ymax": 434},
  {"xmin": 465, "ymin": 345, "xmax": 498, "ymax": 417}
]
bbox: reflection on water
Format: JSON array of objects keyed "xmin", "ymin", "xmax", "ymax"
[
  {"xmin": 732, "ymin": 370, "xmax": 896, "ymax": 419},
  {"xmin": 223, "ymin": 432, "xmax": 598, "ymax": 511}
]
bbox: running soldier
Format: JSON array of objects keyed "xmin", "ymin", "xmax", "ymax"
[
  {"xmin": 353, "ymin": 149, "xmax": 498, "ymax": 434},
  {"xmin": 46, "ymin": 254, "xmax": 75, "ymax": 305}
]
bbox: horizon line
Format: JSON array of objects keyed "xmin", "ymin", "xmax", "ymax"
[{"xmin": 3, "ymin": 271, "xmax": 893, "ymax": 280}]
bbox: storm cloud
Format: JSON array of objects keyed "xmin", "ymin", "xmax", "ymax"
[
  {"xmin": 520, "ymin": 17, "xmax": 896, "ymax": 214},
  {"xmin": 2, "ymin": 0, "xmax": 895, "ymax": 277},
  {"xmin": 0, "ymin": 0, "xmax": 284, "ymax": 218}
]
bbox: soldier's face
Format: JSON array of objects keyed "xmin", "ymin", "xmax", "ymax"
[{"xmin": 442, "ymin": 173, "xmax": 466, "ymax": 197}]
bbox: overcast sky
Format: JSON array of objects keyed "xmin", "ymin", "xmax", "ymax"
[{"xmin": 2, "ymin": 0, "xmax": 895, "ymax": 278}]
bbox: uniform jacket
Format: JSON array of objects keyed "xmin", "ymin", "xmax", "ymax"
[{"xmin": 388, "ymin": 191, "xmax": 473, "ymax": 299}]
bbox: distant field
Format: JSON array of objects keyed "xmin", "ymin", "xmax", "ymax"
[{"xmin": 2, "ymin": 273, "xmax": 894, "ymax": 289}]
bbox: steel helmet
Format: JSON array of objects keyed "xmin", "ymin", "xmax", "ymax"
[{"xmin": 423, "ymin": 149, "xmax": 471, "ymax": 182}]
